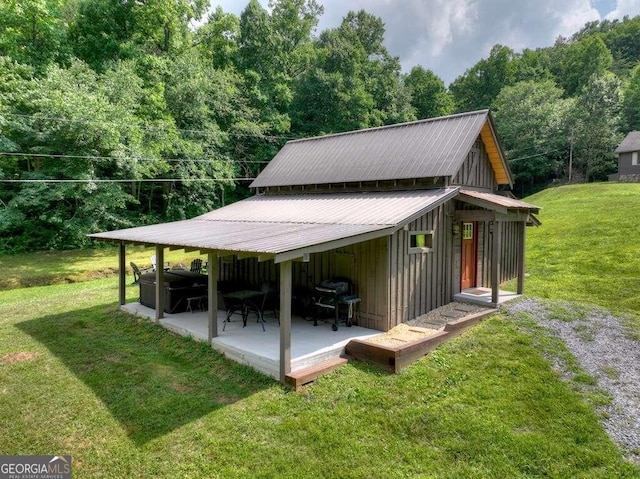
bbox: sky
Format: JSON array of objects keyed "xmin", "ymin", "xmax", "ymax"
[{"xmin": 208, "ymin": 0, "xmax": 639, "ymax": 85}]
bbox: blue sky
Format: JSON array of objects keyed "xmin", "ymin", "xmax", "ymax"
[{"xmin": 209, "ymin": 0, "xmax": 639, "ymax": 85}]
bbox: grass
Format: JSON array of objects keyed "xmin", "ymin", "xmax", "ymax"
[
  {"xmin": 1, "ymin": 279, "xmax": 638, "ymax": 477},
  {"xmin": 1, "ymin": 182, "xmax": 640, "ymax": 476},
  {"xmin": 0, "ymin": 246, "xmax": 208, "ymax": 290},
  {"xmin": 505, "ymin": 182, "xmax": 640, "ymax": 328}
]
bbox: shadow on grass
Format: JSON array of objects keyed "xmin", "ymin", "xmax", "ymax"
[{"xmin": 17, "ymin": 304, "xmax": 274, "ymax": 445}]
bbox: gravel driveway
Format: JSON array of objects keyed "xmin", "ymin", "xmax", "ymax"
[{"xmin": 506, "ymin": 298, "xmax": 640, "ymax": 464}]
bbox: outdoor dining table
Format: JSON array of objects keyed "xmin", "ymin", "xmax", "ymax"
[{"xmin": 223, "ymin": 290, "xmax": 263, "ymax": 327}]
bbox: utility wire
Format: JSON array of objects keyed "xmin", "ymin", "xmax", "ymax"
[
  {"xmin": 0, "ymin": 178, "xmax": 255, "ymax": 183},
  {"xmin": 508, "ymin": 148, "xmax": 564, "ymax": 162}
]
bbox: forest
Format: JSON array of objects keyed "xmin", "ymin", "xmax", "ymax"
[{"xmin": 0, "ymin": 0, "xmax": 639, "ymax": 253}]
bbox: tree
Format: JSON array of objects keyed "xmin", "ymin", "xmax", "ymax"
[
  {"xmin": 404, "ymin": 66, "xmax": 453, "ymax": 119},
  {"xmin": 290, "ymin": 10, "xmax": 414, "ymax": 135},
  {"xmin": 70, "ymin": 0, "xmax": 209, "ymax": 71},
  {"xmin": 572, "ymin": 72, "xmax": 622, "ymax": 181},
  {"xmin": 621, "ymin": 63, "xmax": 640, "ymax": 132},
  {"xmin": 0, "ymin": 0, "xmax": 71, "ymax": 71},
  {"xmin": 555, "ymin": 35, "xmax": 613, "ymax": 97},
  {"xmin": 450, "ymin": 44, "xmax": 518, "ymax": 112},
  {"xmin": 493, "ymin": 80, "xmax": 573, "ymax": 195},
  {"xmin": 195, "ymin": 6, "xmax": 240, "ymax": 70}
]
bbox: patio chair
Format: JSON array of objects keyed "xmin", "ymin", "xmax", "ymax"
[
  {"xmin": 130, "ymin": 261, "xmax": 153, "ymax": 284},
  {"xmin": 220, "ymin": 291, "xmax": 246, "ymax": 331},
  {"xmin": 244, "ymin": 281, "xmax": 280, "ymax": 331},
  {"xmin": 151, "ymin": 255, "xmax": 170, "ymax": 272},
  {"xmin": 190, "ymin": 258, "xmax": 203, "ymax": 274}
]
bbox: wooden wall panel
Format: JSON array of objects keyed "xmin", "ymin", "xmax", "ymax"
[
  {"xmin": 452, "ymin": 138, "xmax": 497, "ymax": 190},
  {"xmin": 234, "ymin": 237, "xmax": 389, "ymax": 331},
  {"xmin": 476, "ymin": 220, "xmax": 524, "ymax": 287},
  {"xmin": 387, "ymin": 202, "xmax": 454, "ymax": 329}
]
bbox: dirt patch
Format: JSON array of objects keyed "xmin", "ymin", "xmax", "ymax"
[
  {"xmin": 366, "ymin": 323, "xmax": 440, "ymax": 346},
  {"xmin": 1, "ymin": 351, "xmax": 40, "ymax": 364},
  {"xmin": 170, "ymin": 381, "xmax": 192, "ymax": 393}
]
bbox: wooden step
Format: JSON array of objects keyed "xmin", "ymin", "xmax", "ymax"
[{"xmin": 285, "ymin": 357, "xmax": 348, "ymax": 390}]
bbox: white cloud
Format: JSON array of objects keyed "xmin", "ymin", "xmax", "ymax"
[{"xmin": 605, "ymin": 0, "xmax": 640, "ymax": 19}]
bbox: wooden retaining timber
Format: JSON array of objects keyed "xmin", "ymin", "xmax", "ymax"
[
  {"xmin": 285, "ymin": 308, "xmax": 496, "ymax": 389},
  {"xmin": 346, "ymin": 331, "xmax": 449, "ymax": 373},
  {"xmin": 346, "ymin": 308, "xmax": 496, "ymax": 373},
  {"xmin": 285, "ymin": 357, "xmax": 349, "ymax": 391}
]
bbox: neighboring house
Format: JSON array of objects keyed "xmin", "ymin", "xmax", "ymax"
[
  {"xmin": 91, "ymin": 109, "xmax": 539, "ymax": 382},
  {"xmin": 611, "ymin": 131, "xmax": 640, "ymax": 182}
]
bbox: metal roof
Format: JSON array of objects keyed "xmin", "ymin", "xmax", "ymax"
[
  {"xmin": 251, "ymin": 110, "xmax": 513, "ymax": 188},
  {"xmin": 90, "ymin": 188, "xmax": 458, "ymax": 262},
  {"xmin": 615, "ymin": 131, "xmax": 640, "ymax": 153},
  {"xmin": 458, "ymin": 189, "xmax": 540, "ymax": 213},
  {"xmin": 197, "ymin": 189, "xmax": 458, "ymax": 225}
]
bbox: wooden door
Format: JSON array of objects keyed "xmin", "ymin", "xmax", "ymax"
[{"xmin": 461, "ymin": 222, "xmax": 477, "ymax": 290}]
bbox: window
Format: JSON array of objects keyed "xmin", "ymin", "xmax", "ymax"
[
  {"xmin": 462, "ymin": 222, "xmax": 474, "ymax": 240},
  {"xmin": 633, "ymin": 151, "xmax": 638, "ymax": 166},
  {"xmin": 409, "ymin": 231, "xmax": 433, "ymax": 253}
]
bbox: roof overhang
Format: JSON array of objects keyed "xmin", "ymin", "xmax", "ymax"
[
  {"xmin": 90, "ymin": 188, "xmax": 459, "ymax": 263},
  {"xmin": 479, "ymin": 113, "xmax": 513, "ymax": 187},
  {"xmin": 457, "ymin": 189, "xmax": 539, "ymax": 214}
]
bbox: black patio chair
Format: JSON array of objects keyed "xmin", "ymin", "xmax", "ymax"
[
  {"xmin": 130, "ymin": 261, "xmax": 153, "ymax": 284},
  {"xmin": 190, "ymin": 258, "xmax": 203, "ymax": 274},
  {"xmin": 244, "ymin": 281, "xmax": 280, "ymax": 331},
  {"xmin": 220, "ymin": 291, "xmax": 246, "ymax": 331}
]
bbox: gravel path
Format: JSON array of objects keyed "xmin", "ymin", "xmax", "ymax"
[{"xmin": 506, "ymin": 298, "xmax": 640, "ymax": 464}]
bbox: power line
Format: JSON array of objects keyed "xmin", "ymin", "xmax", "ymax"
[
  {"xmin": 0, "ymin": 178, "xmax": 255, "ymax": 183},
  {"xmin": 509, "ymin": 148, "xmax": 564, "ymax": 162},
  {"xmin": 0, "ymin": 151, "xmax": 271, "ymax": 164}
]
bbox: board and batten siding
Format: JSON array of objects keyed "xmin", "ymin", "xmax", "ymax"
[
  {"xmin": 290, "ymin": 237, "xmax": 389, "ymax": 331},
  {"xmin": 230, "ymin": 237, "xmax": 389, "ymax": 331},
  {"xmin": 451, "ymin": 137, "xmax": 497, "ymax": 190},
  {"xmin": 475, "ymin": 220, "xmax": 524, "ymax": 287},
  {"xmin": 387, "ymin": 201, "xmax": 454, "ymax": 329}
]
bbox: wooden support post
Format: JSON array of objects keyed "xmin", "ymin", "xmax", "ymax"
[
  {"xmin": 118, "ymin": 242, "xmax": 126, "ymax": 306},
  {"xmin": 491, "ymin": 221, "xmax": 502, "ymax": 304},
  {"xmin": 208, "ymin": 252, "xmax": 218, "ymax": 343},
  {"xmin": 155, "ymin": 245, "xmax": 165, "ymax": 322},
  {"xmin": 517, "ymin": 221, "xmax": 526, "ymax": 295},
  {"xmin": 279, "ymin": 260, "xmax": 292, "ymax": 384}
]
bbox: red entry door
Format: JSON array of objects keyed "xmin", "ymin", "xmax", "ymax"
[{"xmin": 461, "ymin": 222, "xmax": 477, "ymax": 290}]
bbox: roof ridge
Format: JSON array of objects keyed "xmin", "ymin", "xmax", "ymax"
[{"xmin": 286, "ymin": 110, "xmax": 490, "ymax": 145}]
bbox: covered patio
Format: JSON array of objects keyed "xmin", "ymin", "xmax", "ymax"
[
  {"xmin": 121, "ymin": 302, "xmax": 380, "ymax": 379},
  {"xmin": 90, "ymin": 189, "xmax": 459, "ymax": 385}
]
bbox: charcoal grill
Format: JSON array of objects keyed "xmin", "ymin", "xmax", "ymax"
[{"xmin": 314, "ymin": 279, "xmax": 361, "ymax": 331}]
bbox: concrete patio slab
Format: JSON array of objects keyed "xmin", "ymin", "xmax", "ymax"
[{"xmin": 120, "ymin": 302, "xmax": 380, "ymax": 380}]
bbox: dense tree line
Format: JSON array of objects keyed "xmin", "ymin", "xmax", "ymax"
[{"xmin": 0, "ymin": 1, "xmax": 638, "ymax": 252}]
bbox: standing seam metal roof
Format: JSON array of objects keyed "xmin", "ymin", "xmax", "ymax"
[
  {"xmin": 250, "ymin": 110, "xmax": 500, "ymax": 188},
  {"xmin": 90, "ymin": 188, "xmax": 459, "ymax": 257}
]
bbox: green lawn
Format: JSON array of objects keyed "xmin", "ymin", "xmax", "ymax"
[
  {"xmin": 507, "ymin": 182, "xmax": 640, "ymax": 327},
  {"xmin": 1, "ymin": 182, "xmax": 639, "ymax": 477},
  {"xmin": 1, "ymin": 278, "xmax": 637, "ymax": 477},
  {"xmin": 0, "ymin": 246, "xmax": 207, "ymax": 290}
]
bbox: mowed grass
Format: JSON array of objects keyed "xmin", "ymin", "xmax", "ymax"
[
  {"xmin": 0, "ymin": 246, "xmax": 208, "ymax": 290},
  {"xmin": 1, "ymin": 279, "xmax": 637, "ymax": 478},
  {"xmin": 508, "ymin": 183, "xmax": 640, "ymax": 327}
]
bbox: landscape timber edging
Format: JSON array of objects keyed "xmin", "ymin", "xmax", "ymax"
[{"xmin": 345, "ymin": 308, "xmax": 497, "ymax": 373}]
